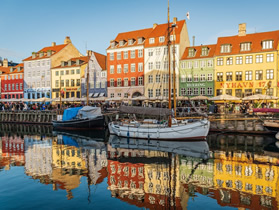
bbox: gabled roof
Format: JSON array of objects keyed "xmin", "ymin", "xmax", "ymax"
[
  {"xmin": 145, "ymin": 20, "xmax": 185, "ymax": 47},
  {"xmin": 52, "ymin": 56, "xmax": 89, "ymax": 69},
  {"xmin": 181, "ymin": 44, "xmax": 216, "ymax": 60},
  {"xmin": 215, "ymin": 30, "xmax": 279, "ymax": 56},
  {"xmin": 93, "ymin": 51, "xmax": 106, "ymax": 70},
  {"xmin": 23, "ymin": 44, "xmax": 67, "ymax": 61},
  {"xmin": 0, "ymin": 66, "xmax": 10, "ymax": 74},
  {"xmin": 107, "ymin": 27, "xmax": 153, "ymax": 50},
  {"xmin": 3, "ymin": 63, "xmax": 24, "ymax": 74}
]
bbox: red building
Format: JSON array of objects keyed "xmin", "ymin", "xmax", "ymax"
[
  {"xmin": 107, "ymin": 27, "xmax": 153, "ymax": 99},
  {"xmin": 1, "ymin": 63, "xmax": 24, "ymax": 99}
]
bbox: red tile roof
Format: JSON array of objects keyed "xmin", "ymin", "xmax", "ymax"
[
  {"xmin": 145, "ymin": 20, "xmax": 185, "ymax": 47},
  {"xmin": 1, "ymin": 63, "xmax": 24, "ymax": 74},
  {"xmin": 107, "ymin": 27, "xmax": 153, "ymax": 50},
  {"xmin": 181, "ymin": 44, "xmax": 216, "ymax": 60},
  {"xmin": 93, "ymin": 51, "xmax": 106, "ymax": 70},
  {"xmin": 215, "ymin": 30, "xmax": 279, "ymax": 56},
  {"xmin": 52, "ymin": 56, "xmax": 89, "ymax": 69},
  {"xmin": 23, "ymin": 44, "xmax": 67, "ymax": 61},
  {"xmin": 0, "ymin": 66, "xmax": 10, "ymax": 74}
]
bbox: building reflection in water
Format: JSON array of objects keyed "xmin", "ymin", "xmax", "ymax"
[{"xmin": 1, "ymin": 124, "xmax": 279, "ymax": 209}]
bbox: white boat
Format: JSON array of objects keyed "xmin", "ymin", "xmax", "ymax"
[{"xmin": 109, "ymin": 118, "xmax": 210, "ymax": 141}]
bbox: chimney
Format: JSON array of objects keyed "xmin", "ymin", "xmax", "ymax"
[
  {"xmin": 64, "ymin": 36, "xmax": 71, "ymax": 44},
  {"xmin": 192, "ymin": 36, "xmax": 195, "ymax": 46},
  {"xmin": 238, "ymin": 23, "xmax": 246, "ymax": 36},
  {"xmin": 153, "ymin": 23, "xmax": 158, "ymax": 29},
  {"xmin": 173, "ymin": 17, "xmax": 177, "ymax": 24},
  {"xmin": 52, "ymin": 42, "xmax": 56, "ymax": 46},
  {"xmin": 3, "ymin": 58, "xmax": 8, "ymax": 67}
]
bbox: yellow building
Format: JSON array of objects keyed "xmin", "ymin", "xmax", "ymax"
[
  {"xmin": 214, "ymin": 23, "xmax": 279, "ymax": 97},
  {"xmin": 51, "ymin": 56, "xmax": 88, "ymax": 99}
]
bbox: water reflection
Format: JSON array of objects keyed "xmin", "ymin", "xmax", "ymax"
[{"xmin": 0, "ymin": 125, "xmax": 279, "ymax": 209}]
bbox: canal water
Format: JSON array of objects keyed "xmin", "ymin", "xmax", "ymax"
[{"xmin": 0, "ymin": 124, "xmax": 278, "ymax": 209}]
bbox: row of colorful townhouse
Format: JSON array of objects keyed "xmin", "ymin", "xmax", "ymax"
[{"xmin": 0, "ymin": 18, "xmax": 279, "ymax": 100}]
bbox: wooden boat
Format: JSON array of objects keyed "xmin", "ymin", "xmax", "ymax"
[
  {"xmin": 263, "ymin": 120, "xmax": 279, "ymax": 132},
  {"xmin": 53, "ymin": 106, "xmax": 105, "ymax": 130}
]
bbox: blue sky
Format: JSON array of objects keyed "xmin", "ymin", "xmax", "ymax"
[{"xmin": 1, "ymin": 0, "xmax": 279, "ymax": 63}]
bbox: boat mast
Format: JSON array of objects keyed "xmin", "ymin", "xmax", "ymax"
[
  {"xmin": 172, "ymin": 25, "xmax": 176, "ymax": 117},
  {"xmin": 86, "ymin": 52, "xmax": 90, "ymax": 105},
  {"xmin": 167, "ymin": 0, "xmax": 172, "ymax": 127}
]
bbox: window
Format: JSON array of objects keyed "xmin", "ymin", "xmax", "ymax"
[
  {"xmin": 216, "ymin": 89, "xmax": 223, "ymax": 96},
  {"xmin": 200, "ymin": 74, "xmax": 206, "ymax": 81},
  {"xmin": 200, "ymin": 60, "xmax": 206, "ymax": 68},
  {"xmin": 193, "ymin": 74, "xmax": 199, "ymax": 82},
  {"xmin": 117, "ymin": 52, "xmax": 121, "ymax": 60},
  {"xmin": 207, "ymin": 73, "xmax": 213, "ymax": 81},
  {"xmin": 245, "ymin": 71, "xmax": 252, "ymax": 81},
  {"xmin": 236, "ymin": 72, "xmax": 242, "ymax": 81},
  {"xmin": 255, "ymin": 88, "xmax": 262, "ymax": 94},
  {"xmin": 201, "ymin": 47, "xmax": 208, "ymax": 56},
  {"xmin": 187, "ymin": 75, "xmax": 192, "ymax": 82},
  {"xmin": 110, "ymin": 93, "xmax": 114, "ymax": 98},
  {"xmin": 156, "ymin": 48, "xmax": 161, "ymax": 56},
  {"xmin": 8, "ymin": 84, "xmax": 10, "ymax": 90},
  {"xmin": 20, "ymin": 83, "xmax": 22, "ymax": 90},
  {"xmin": 217, "ymin": 58, "xmax": 223, "ymax": 66},
  {"xmin": 148, "ymin": 75, "xmax": 153, "ymax": 83},
  {"xmin": 164, "ymin": 61, "xmax": 168, "ymax": 70},
  {"xmin": 138, "ymin": 77, "xmax": 143, "ymax": 86},
  {"xmin": 71, "ymin": 79, "xmax": 75, "ymax": 86},
  {"xmin": 187, "ymin": 88, "xmax": 192, "ymax": 96},
  {"xmin": 131, "ymin": 50, "xmax": 135, "ymax": 58},
  {"xmin": 148, "ymin": 89, "xmax": 153, "ymax": 97},
  {"xmin": 163, "ymin": 89, "xmax": 168, "ymax": 97},
  {"xmin": 236, "ymin": 56, "xmax": 243, "ymax": 65},
  {"xmin": 66, "ymin": 79, "xmax": 69, "ymax": 87},
  {"xmin": 60, "ymin": 80, "xmax": 64, "ymax": 87},
  {"xmin": 256, "ymin": 54, "xmax": 263, "ymax": 63},
  {"xmin": 255, "ymin": 70, "xmax": 263, "ymax": 80},
  {"xmin": 245, "ymin": 89, "xmax": 253, "ymax": 96},
  {"xmin": 55, "ymin": 80, "xmax": 59, "ymax": 87},
  {"xmin": 240, "ymin": 42, "xmax": 251, "ymax": 51},
  {"xmin": 267, "ymin": 88, "xmax": 274, "ymax": 96},
  {"xmin": 148, "ymin": 62, "xmax": 153, "ymax": 70},
  {"xmin": 131, "ymin": 77, "xmax": 136, "ymax": 86},
  {"xmin": 117, "ymin": 65, "xmax": 121, "ymax": 73},
  {"xmin": 130, "ymin": 64, "xmax": 135, "ymax": 72},
  {"xmin": 266, "ymin": 69, "xmax": 274, "ymax": 80},
  {"xmin": 37, "ymin": 70, "xmax": 40, "ymax": 76},
  {"xmin": 226, "ymin": 72, "xmax": 233, "ymax": 81},
  {"xmin": 123, "ymin": 93, "xmax": 128, "ymax": 98},
  {"xmin": 235, "ymin": 89, "xmax": 242, "ymax": 98},
  {"xmin": 128, "ymin": 39, "xmax": 134, "ymax": 45},
  {"xmin": 193, "ymin": 88, "xmax": 199, "ymax": 95},
  {"xmin": 245, "ymin": 55, "xmax": 253, "ymax": 64},
  {"xmin": 66, "ymin": 70, "xmax": 69, "ymax": 75},
  {"xmin": 207, "ymin": 87, "xmax": 213, "ymax": 95},
  {"xmin": 123, "ymin": 51, "xmax": 128, "ymax": 59},
  {"xmin": 217, "ymin": 72, "xmax": 223, "ymax": 81},
  {"xmin": 163, "ymin": 74, "xmax": 169, "ymax": 83},
  {"xmin": 187, "ymin": 61, "xmax": 192, "ymax": 69},
  {"xmin": 156, "ymin": 89, "xmax": 161, "ymax": 97},
  {"xmin": 148, "ymin": 49, "xmax": 153, "ymax": 57},
  {"xmin": 262, "ymin": 40, "xmax": 273, "ymax": 49},
  {"xmin": 149, "ymin": 38, "xmax": 155, "ymax": 44},
  {"xmin": 37, "ymin": 82, "xmax": 40, "ymax": 87},
  {"xmin": 267, "ymin": 53, "xmax": 274, "ymax": 62},
  {"xmin": 221, "ymin": 44, "xmax": 231, "ymax": 53},
  {"xmin": 200, "ymin": 88, "xmax": 205, "ymax": 95},
  {"xmin": 4, "ymin": 84, "xmax": 7, "ymax": 90},
  {"xmin": 110, "ymin": 66, "xmax": 114, "ymax": 74},
  {"xmin": 226, "ymin": 57, "xmax": 233, "ymax": 65},
  {"xmin": 156, "ymin": 75, "xmax": 160, "ymax": 83},
  {"xmin": 71, "ymin": 69, "xmax": 75, "ymax": 74},
  {"xmin": 117, "ymin": 78, "xmax": 122, "ymax": 87},
  {"xmin": 138, "ymin": 63, "xmax": 143, "ymax": 72},
  {"xmin": 124, "ymin": 64, "xmax": 128, "ymax": 73},
  {"xmin": 226, "ymin": 89, "xmax": 232, "ymax": 95},
  {"xmin": 207, "ymin": 60, "xmax": 213, "ymax": 67},
  {"xmin": 170, "ymin": 35, "xmax": 175, "ymax": 41},
  {"xmin": 159, "ymin": 36, "xmax": 165, "ymax": 43},
  {"xmin": 194, "ymin": 61, "xmax": 199, "ymax": 68},
  {"xmin": 181, "ymin": 88, "xmax": 186, "ymax": 96},
  {"xmin": 138, "ymin": 49, "xmax": 143, "ymax": 57},
  {"xmin": 156, "ymin": 61, "xmax": 161, "ymax": 69},
  {"xmin": 110, "ymin": 79, "xmax": 114, "ymax": 87},
  {"xmin": 181, "ymin": 75, "xmax": 186, "ymax": 83},
  {"xmin": 12, "ymin": 84, "xmax": 14, "ymax": 90},
  {"xmin": 76, "ymin": 79, "xmax": 80, "ymax": 86},
  {"xmin": 164, "ymin": 47, "xmax": 168, "ymax": 55},
  {"xmin": 110, "ymin": 53, "xmax": 114, "ymax": 60},
  {"xmin": 188, "ymin": 48, "xmax": 195, "ymax": 57},
  {"xmin": 59, "ymin": 70, "xmax": 64, "ymax": 75}
]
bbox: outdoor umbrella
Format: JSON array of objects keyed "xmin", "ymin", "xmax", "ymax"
[
  {"xmin": 242, "ymin": 94, "xmax": 278, "ymax": 100},
  {"xmin": 209, "ymin": 94, "xmax": 241, "ymax": 101},
  {"xmin": 132, "ymin": 96, "xmax": 148, "ymax": 101},
  {"xmin": 191, "ymin": 95, "xmax": 209, "ymax": 100},
  {"xmin": 105, "ymin": 97, "xmax": 123, "ymax": 101}
]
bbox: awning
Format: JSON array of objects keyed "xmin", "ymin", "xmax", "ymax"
[
  {"xmin": 99, "ymin": 93, "xmax": 105, "ymax": 97},
  {"xmin": 93, "ymin": 93, "xmax": 99, "ymax": 98},
  {"xmin": 89, "ymin": 93, "xmax": 94, "ymax": 97}
]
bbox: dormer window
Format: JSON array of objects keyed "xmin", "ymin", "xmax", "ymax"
[
  {"xmin": 39, "ymin": 52, "xmax": 44, "ymax": 57},
  {"xmin": 262, "ymin": 40, "xmax": 273, "ymax": 49},
  {"xmin": 10, "ymin": 67, "xmax": 13, "ymax": 72},
  {"xmin": 201, "ymin": 47, "xmax": 209, "ymax": 56},
  {"xmin": 47, "ymin": 50, "xmax": 52, "ymax": 56},
  {"xmin": 188, "ymin": 48, "xmax": 195, "ymax": 57},
  {"xmin": 240, "ymin": 42, "xmax": 251, "ymax": 51},
  {"xmin": 149, "ymin": 38, "xmax": 155, "ymax": 44},
  {"xmin": 170, "ymin": 35, "xmax": 176, "ymax": 41},
  {"xmin": 159, "ymin": 36, "xmax": 165, "ymax": 43},
  {"xmin": 119, "ymin": 40, "xmax": 125, "ymax": 46},
  {"xmin": 138, "ymin": 37, "xmax": 143, "ymax": 44},
  {"xmin": 221, "ymin": 44, "xmax": 231, "ymax": 53},
  {"xmin": 128, "ymin": 39, "xmax": 134, "ymax": 45},
  {"xmin": 110, "ymin": 41, "xmax": 115, "ymax": 48}
]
